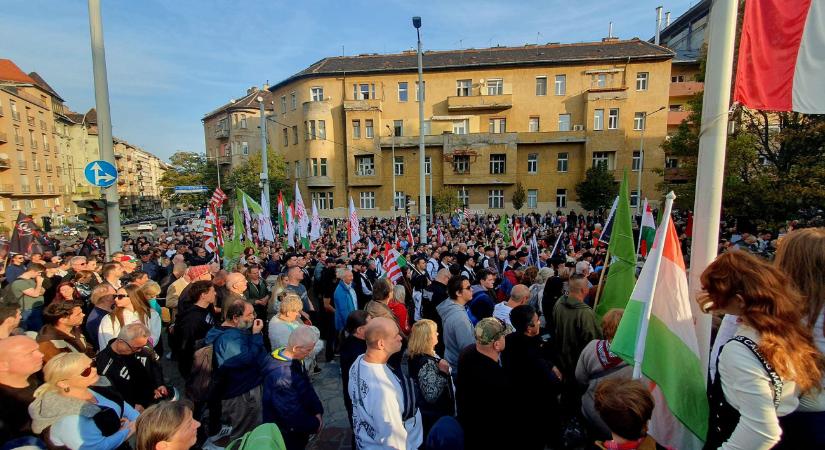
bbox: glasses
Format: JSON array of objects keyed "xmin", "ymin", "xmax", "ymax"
[
  {"xmin": 118, "ymin": 338, "xmax": 142, "ymax": 353},
  {"xmin": 114, "ymin": 294, "xmax": 128, "ymax": 299},
  {"xmin": 80, "ymin": 359, "xmax": 96, "ymax": 377}
]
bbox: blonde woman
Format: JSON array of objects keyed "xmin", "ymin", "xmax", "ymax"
[
  {"xmin": 28, "ymin": 352, "xmax": 139, "ymax": 450},
  {"xmin": 98, "ymin": 284, "xmax": 161, "ymax": 349},
  {"xmin": 268, "ymin": 294, "xmax": 324, "ymax": 372},
  {"xmin": 140, "ymin": 281, "xmax": 163, "ymax": 317},
  {"xmin": 407, "ymin": 319, "xmax": 454, "ymax": 437},
  {"xmin": 135, "ymin": 401, "xmax": 200, "ymax": 450}
]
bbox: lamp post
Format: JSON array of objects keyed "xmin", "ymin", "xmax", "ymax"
[
  {"xmin": 413, "ymin": 16, "xmax": 427, "ymax": 243},
  {"xmin": 636, "ymin": 106, "xmax": 666, "ymax": 214},
  {"xmin": 386, "ymin": 125, "xmax": 397, "ymax": 219},
  {"xmin": 258, "ymin": 96, "xmax": 270, "ymax": 219}
]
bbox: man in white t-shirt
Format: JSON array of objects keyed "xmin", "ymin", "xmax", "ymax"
[
  {"xmin": 493, "ymin": 284, "xmax": 530, "ymax": 326},
  {"xmin": 348, "ymin": 317, "xmax": 422, "ymax": 449}
]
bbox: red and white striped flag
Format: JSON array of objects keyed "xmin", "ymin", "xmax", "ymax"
[
  {"xmin": 348, "ymin": 196, "xmax": 360, "ymax": 251},
  {"xmin": 203, "ymin": 206, "xmax": 223, "ymax": 254},
  {"xmin": 734, "ymin": 0, "xmax": 825, "ymax": 113},
  {"xmin": 511, "ymin": 218, "xmax": 524, "ymax": 249},
  {"xmin": 383, "ymin": 246, "xmax": 407, "ymax": 284},
  {"xmin": 437, "ymin": 227, "xmax": 444, "ymax": 245},
  {"xmin": 210, "ymin": 187, "xmax": 227, "ymax": 208}
]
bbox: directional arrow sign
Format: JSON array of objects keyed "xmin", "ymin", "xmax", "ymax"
[{"xmin": 84, "ymin": 160, "xmax": 118, "ymax": 188}]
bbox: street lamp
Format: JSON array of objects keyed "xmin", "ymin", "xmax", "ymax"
[
  {"xmin": 413, "ymin": 16, "xmax": 427, "ymax": 243},
  {"xmin": 636, "ymin": 106, "xmax": 666, "ymax": 214},
  {"xmin": 386, "ymin": 124, "xmax": 397, "ymax": 218}
]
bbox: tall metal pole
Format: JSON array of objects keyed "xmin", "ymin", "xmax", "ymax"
[
  {"xmin": 635, "ymin": 106, "xmax": 665, "ymax": 215},
  {"xmin": 87, "ymin": 0, "xmax": 121, "ymax": 257},
  {"xmin": 688, "ymin": 0, "xmax": 739, "ymax": 381},
  {"xmin": 391, "ymin": 127, "xmax": 397, "ymax": 219},
  {"xmin": 414, "ymin": 17, "xmax": 427, "ymax": 243},
  {"xmin": 215, "ymin": 156, "xmax": 221, "ymax": 189},
  {"xmin": 258, "ymin": 97, "xmax": 270, "ymax": 218}
]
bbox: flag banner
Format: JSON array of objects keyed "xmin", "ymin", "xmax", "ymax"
[
  {"xmin": 294, "ymin": 182, "xmax": 310, "ymax": 248},
  {"xmin": 383, "ymin": 247, "xmax": 408, "ymax": 284},
  {"xmin": 611, "ymin": 204, "xmax": 708, "ymax": 449},
  {"xmin": 511, "ymin": 218, "xmax": 524, "ymax": 249},
  {"xmin": 437, "ymin": 227, "xmax": 444, "ymax": 246},
  {"xmin": 286, "ymin": 203, "xmax": 296, "ymax": 248},
  {"xmin": 222, "ymin": 206, "xmax": 244, "ymax": 261},
  {"xmin": 277, "ymin": 191, "xmax": 286, "ymax": 235},
  {"xmin": 639, "ymin": 199, "xmax": 656, "ymax": 258},
  {"xmin": 498, "ymin": 215, "xmax": 510, "ymax": 243},
  {"xmin": 406, "ymin": 216, "xmax": 415, "ymax": 246},
  {"xmin": 9, "ymin": 212, "xmax": 46, "ymax": 256},
  {"xmin": 203, "ymin": 206, "xmax": 219, "ymax": 253},
  {"xmin": 550, "ymin": 229, "xmax": 563, "ymax": 257},
  {"xmin": 734, "ymin": 0, "xmax": 825, "ymax": 113},
  {"xmin": 596, "ymin": 172, "xmax": 637, "ymax": 318},
  {"xmin": 310, "ymin": 200, "xmax": 321, "ymax": 243},
  {"xmin": 210, "ymin": 187, "xmax": 227, "ymax": 208},
  {"xmin": 600, "ymin": 196, "xmax": 620, "ymax": 244},
  {"xmin": 348, "ymin": 196, "xmax": 360, "ymax": 248},
  {"xmin": 258, "ymin": 193, "xmax": 276, "ymax": 242}
]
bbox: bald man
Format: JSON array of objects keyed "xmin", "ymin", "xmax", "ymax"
[
  {"xmin": 348, "ymin": 317, "xmax": 421, "ymax": 449},
  {"xmin": 0, "ymin": 336, "xmax": 44, "ymax": 445},
  {"xmin": 493, "ymin": 284, "xmax": 531, "ymax": 326}
]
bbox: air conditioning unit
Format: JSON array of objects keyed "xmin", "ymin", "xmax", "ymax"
[{"xmin": 572, "ymin": 124, "xmax": 584, "ymax": 131}]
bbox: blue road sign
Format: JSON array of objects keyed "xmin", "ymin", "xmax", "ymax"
[
  {"xmin": 174, "ymin": 185, "xmax": 209, "ymax": 194},
  {"xmin": 84, "ymin": 160, "xmax": 118, "ymax": 188}
]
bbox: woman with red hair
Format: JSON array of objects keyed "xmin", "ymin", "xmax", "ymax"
[
  {"xmin": 51, "ymin": 281, "xmax": 81, "ymax": 304},
  {"xmin": 700, "ymin": 251, "xmax": 823, "ymax": 449}
]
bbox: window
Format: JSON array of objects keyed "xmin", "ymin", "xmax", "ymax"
[
  {"xmin": 527, "ymin": 153, "xmax": 538, "ymax": 173},
  {"xmin": 356, "ymin": 155, "xmax": 375, "ymax": 176},
  {"xmin": 294, "ymin": 160, "xmax": 301, "ymax": 178},
  {"xmin": 394, "ymin": 156, "xmax": 404, "ymax": 175},
  {"xmin": 634, "ymin": 112, "xmax": 646, "ymax": 131},
  {"xmin": 282, "ymin": 128, "xmax": 289, "ymax": 146},
  {"xmin": 608, "ymin": 108, "xmax": 619, "ymax": 130},
  {"xmin": 594, "ymin": 109, "xmax": 604, "ymax": 131},
  {"xmin": 317, "ymin": 120, "xmax": 326, "ymax": 139},
  {"xmin": 393, "ymin": 120, "xmax": 403, "ymax": 137},
  {"xmin": 665, "ymin": 157, "xmax": 679, "ymax": 169},
  {"xmin": 285, "ymin": 162, "xmax": 290, "ymax": 178},
  {"xmin": 312, "ymin": 191, "xmax": 334, "ymax": 209},
  {"xmin": 311, "ymin": 87, "xmax": 324, "ymax": 102},
  {"xmin": 11, "ymin": 200, "xmax": 20, "ymax": 210},
  {"xmin": 353, "ymin": 83, "xmax": 376, "ymax": 100},
  {"xmin": 359, "ymin": 191, "xmax": 376, "ymax": 209},
  {"xmin": 30, "ymin": 130, "xmax": 37, "ymax": 149},
  {"xmin": 290, "ymin": 92, "xmax": 297, "ymax": 110},
  {"xmin": 594, "ymin": 73, "xmax": 607, "ymax": 88},
  {"xmin": 558, "ymin": 114, "xmax": 571, "ymax": 131},
  {"xmin": 556, "ymin": 189, "xmax": 567, "ymax": 208},
  {"xmin": 311, "ymin": 158, "xmax": 319, "ymax": 176},
  {"xmin": 456, "ymin": 79, "xmax": 471, "ymax": 97},
  {"xmin": 415, "ymin": 81, "xmax": 426, "ymax": 101},
  {"xmin": 527, "ymin": 189, "xmax": 538, "ymax": 208},
  {"xmin": 488, "ymin": 189, "xmax": 504, "ymax": 209},
  {"xmin": 292, "ymin": 126, "xmax": 298, "ymax": 144},
  {"xmin": 240, "ymin": 114, "xmax": 247, "ymax": 129},
  {"xmin": 489, "ymin": 154, "xmax": 506, "ymax": 174},
  {"xmin": 457, "ymin": 188, "xmax": 469, "ymax": 206},
  {"xmin": 352, "ymin": 120, "xmax": 361, "ymax": 139},
  {"xmin": 453, "ymin": 155, "xmax": 470, "ymax": 173},
  {"xmin": 280, "ymin": 96, "xmax": 287, "ymax": 113},
  {"xmin": 592, "ymin": 151, "xmax": 616, "ymax": 170},
  {"xmin": 365, "ymin": 120, "xmax": 374, "ymax": 138},
  {"xmin": 672, "ymin": 75, "xmax": 685, "ymax": 83},
  {"xmin": 534, "ymin": 76, "xmax": 548, "ymax": 96},
  {"xmin": 630, "ymin": 190, "xmax": 639, "ymax": 208},
  {"xmin": 486, "ymin": 79, "xmax": 503, "ymax": 95},
  {"xmin": 398, "ymin": 82, "xmax": 408, "ymax": 102},
  {"xmin": 394, "ymin": 192, "xmax": 405, "ymax": 211},
  {"xmin": 489, "ymin": 118, "xmax": 506, "ymax": 134},
  {"xmin": 306, "ymin": 121, "xmax": 314, "ymax": 140},
  {"xmin": 320, "ymin": 158, "xmax": 328, "ymax": 176},
  {"xmin": 528, "ymin": 117, "xmax": 540, "ymax": 132},
  {"xmin": 241, "ymin": 142, "xmax": 249, "ymax": 155},
  {"xmin": 424, "ymin": 156, "xmax": 431, "ymax": 175},
  {"xmin": 554, "ymin": 75, "xmax": 566, "ymax": 95},
  {"xmin": 557, "ymin": 152, "xmax": 569, "ymax": 172},
  {"xmin": 632, "ymin": 151, "xmax": 641, "ymax": 171},
  {"xmin": 636, "ymin": 72, "xmax": 649, "ymax": 91},
  {"xmin": 452, "ymin": 119, "xmax": 468, "ymax": 135},
  {"xmin": 42, "ymin": 134, "xmax": 49, "ymax": 151},
  {"xmin": 10, "ymin": 100, "xmax": 19, "ymax": 120}
]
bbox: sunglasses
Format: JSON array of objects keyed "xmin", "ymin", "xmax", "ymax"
[
  {"xmin": 80, "ymin": 359, "xmax": 96, "ymax": 377},
  {"xmin": 114, "ymin": 294, "xmax": 128, "ymax": 299}
]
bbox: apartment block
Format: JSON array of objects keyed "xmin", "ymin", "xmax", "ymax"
[{"xmin": 206, "ymin": 38, "xmax": 674, "ymax": 217}]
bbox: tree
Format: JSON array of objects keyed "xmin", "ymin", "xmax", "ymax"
[
  {"xmin": 158, "ymin": 152, "xmax": 217, "ymax": 208},
  {"xmin": 511, "ymin": 182, "xmax": 526, "ymax": 211},
  {"xmin": 575, "ymin": 164, "xmax": 619, "ymax": 212},
  {"xmin": 224, "ymin": 148, "xmax": 287, "ymax": 208},
  {"xmin": 433, "ymin": 187, "xmax": 461, "ymax": 214}
]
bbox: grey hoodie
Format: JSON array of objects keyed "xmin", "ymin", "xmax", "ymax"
[
  {"xmin": 28, "ymin": 390, "xmax": 102, "ymax": 434},
  {"xmin": 436, "ymin": 299, "xmax": 475, "ymax": 371}
]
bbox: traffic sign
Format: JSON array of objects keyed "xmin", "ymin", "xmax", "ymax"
[
  {"xmin": 84, "ymin": 161, "xmax": 118, "ymax": 188},
  {"xmin": 174, "ymin": 185, "xmax": 209, "ymax": 194}
]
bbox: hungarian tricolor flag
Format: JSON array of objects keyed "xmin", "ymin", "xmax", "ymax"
[
  {"xmin": 734, "ymin": 0, "xmax": 825, "ymax": 113},
  {"xmin": 383, "ymin": 245, "xmax": 407, "ymax": 284},
  {"xmin": 9, "ymin": 212, "xmax": 47, "ymax": 256},
  {"xmin": 277, "ymin": 191, "xmax": 286, "ymax": 235},
  {"xmin": 639, "ymin": 199, "xmax": 656, "ymax": 258}
]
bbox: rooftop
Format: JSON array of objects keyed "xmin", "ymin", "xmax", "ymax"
[
  {"xmin": 28, "ymin": 71, "xmax": 64, "ymax": 102},
  {"xmin": 268, "ymin": 38, "xmax": 674, "ymax": 92},
  {"xmin": 202, "ymin": 87, "xmax": 275, "ymax": 121},
  {"xmin": 0, "ymin": 59, "xmax": 36, "ymax": 85}
]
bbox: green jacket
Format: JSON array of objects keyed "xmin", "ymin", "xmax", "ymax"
[{"xmin": 552, "ymin": 295, "xmax": 602, "ymax": 377}]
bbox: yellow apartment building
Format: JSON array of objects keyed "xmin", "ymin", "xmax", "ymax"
[{"xmin": 206, "ymin": 38, "xmax": 674, "ymax": 217}]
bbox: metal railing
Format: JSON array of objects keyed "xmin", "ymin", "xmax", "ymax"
[{"xmin": 20, "ymin": 185, "xmax": 30, "ymax": 193}]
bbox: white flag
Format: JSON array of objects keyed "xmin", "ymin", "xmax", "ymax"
[
  {"xmin": 258, "ymin": 193, "xmax": 276, "ymax": 242},
  {"xmin": 310, "ymin": 200, "xmax": 321, "ymax": 242},
  {"xmin": 348, "ymin": 196, "xmax": 360, "ymax": 246},
  {"xmin": 294, "ymin": 182, "xmax": 309, "ymax": 240}
]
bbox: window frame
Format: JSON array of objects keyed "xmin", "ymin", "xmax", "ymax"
[
  {"xmin": 489, "ymin": 154, "xmax": 506, "ymax": 174},
  {"xmin": 527, "ymin": 189, "xmax": 538, "ymax": 208},
  {"xmin": 593, "ymin": 109, "xmax": 604, "ymax": 131},
  {"xmin": 456, "ymin": 79, "xmax": 472, "ymax": 97},
  {"xmin": 608, "ymin": 108, "xmax": 619, "ymax": 130},
  {"xmin": 352, "ymin": 120, "xmax": 361, "ymax": 139},
  {"xmin": 554, "ymin": 75, "xmax": 566, "ymax": 96},
  {"xmin": 359, "ymin": 191, "xmax": 376, "ymax": 209},
  {"xmin": 394, "ymin": 156, "xmax": 404, "ymax": 176},
  {"xmin": 528, "ymin": 116, "xmax": 540, "ymax": 132},
  {"xmin": 486, "ymin": 78, "xmax": 504, "ymax": 95},
  {"xmin": 632, "ymin": 151, "xmax": 641, "ymax": 172},
  {"xmin": 527, "ymin": 153, "xmax": 538, "ymax": 174},
  {"xmin": 356, "ymin": 155, "xmax": 375, "ymax": 176},
  {"xmin": 535, "ymin": 76, "xmax": 547, "ymax": 96},
  {"xmin": 453, "ymin": 155, "xmax": 470, "ymax": 174},
  {"xmin": 558, "ymin": 114, "xmax": 571, "ymax": 132},
  {"xmin": 311, "ymin": 87, "xmax": 324, "ymax": 102},
  {"xmin": 365, "ymin": 119, "xmax": 374, "ymax": 138},
  {"xmin": 488, "ymin": 189, "xmax": 504, "ymax": 209},
  {"xmin": 636, "ymin": 72, "xmax": 649, "ymax": 91},
  {"xmin": 398, "ymin": 82, "xmax": 409, "ymax": 102},
  {"xmin": 556, "ymin": 188, "xmax": 567, "ymax": 208},
  {"xmin": 557, "ymin": 152, "xmax": 569, "ymax": 173},
  {"xmin": 634, "ymin": 112, "xmax": 646, "ymax": 131}
]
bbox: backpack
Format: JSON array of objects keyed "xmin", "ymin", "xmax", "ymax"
[
  {"xmin": 185, "ymin": 342, "xmax": 214, "ymax": 402},
  {"xmin": 225, "ymin": 423, "xmax": 287, "ymax": 450}
]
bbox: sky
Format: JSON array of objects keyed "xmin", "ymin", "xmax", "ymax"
[{"xmin": 0, "ymin": 0, "xmax": 697, "ymax": 162}]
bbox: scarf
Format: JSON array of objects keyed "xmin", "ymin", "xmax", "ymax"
[{"xmin": 596, "ymin": 339, "xmax": 624, "ymax": 369}]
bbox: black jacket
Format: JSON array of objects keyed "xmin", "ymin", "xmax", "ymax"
[
  {"xmin": 96, "ymin": 341, "xmax": 165, "ymax": 409},
  {"xmin": 456, "ymin": 345, "xmax": 510, "ymax": 450},
  {"xmin": 422, "ymin": 281, "xmax": 448, "ymax": 356},
  {"xmin": 175, "ymin": 304, "xmax": 216, "ymax": 378},
  {"xmin": 352, "ymin": 272, "xmax": 372, "ymax": 309},
  {"xmin": 339, "ymin": 334, "xmax": 366, "ymax": 417}
]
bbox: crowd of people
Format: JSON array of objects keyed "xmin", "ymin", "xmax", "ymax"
[{"xmin": 0, "ymin": 207, "xmax": 823, "ymax": 450}]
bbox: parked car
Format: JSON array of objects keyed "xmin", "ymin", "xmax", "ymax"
[{"xmin": 136, "ymin": 222, "xmax": 157, "ymax": 231}]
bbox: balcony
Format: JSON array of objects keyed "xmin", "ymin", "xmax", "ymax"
[
  {"xmin": 20, "ymin": 185, "xmax": 30, "ymax": 194},
  {"xmin": 35, "ymin": 186, "xmax": 43, "ymax": 194},
  {"xmin": 516, "ymin": 130, "xmax": 587, "ymax": 144},
  {"xmin": 0, "ymin": 132, "xmax": 6, "ymax": 144},
  {"xmin": 215, "ymin": 128, "xmax": 229, "ymax": 139},
  {"xmin": 48, "ymin": 186, "xmax": 55, "ymax": 194},
  {"xmin": 0, "ymin": 158, "xmax": 9, "ymax": 169},
  {"xmin": 669, "ymin": 81, "xmax": 704, "ymax": 98},
  {"xmin": 348, "ymin": 166, "xmax": 381, "ymax": 187},
  {"xmin": 26, "ymin": 116, "xmax": 35, "ymax": 127},
  {"xmin": 668, "ymin": 110, "xmax": 691, "ymax": 127},
  {"xmin": 40, "ymin": 120, "xmax": 46, "ymax": 130},
  {"xmin": 447, "ymin": 93, "xmax": 512, "ymax": 112},
  {"xmin": 15, "ymin": 135, "xmax": 23, "ymax": 146},
  {"xmin": 45, "ymin": 164, "xmax": 53, "ymax": 173},
  {"xmin": 306, "ymin": 176, "xmax": 335, "ymax": 188},
  {"xmin": 586, "ymin": 87, "xmax": 628, "ymax": 102},
  {"xmin": 0, "ymin": 184, "xmax": 12, "ymax": 193},
  {"xmin": 343, "ymin": 99, "xmax": 382, "ymax": 112},
  {"xmin": 18, "ymin": 161, "xmax": 27, "ymax": 170}
]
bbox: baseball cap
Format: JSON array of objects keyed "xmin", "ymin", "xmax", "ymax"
[
  {"xmin": 186, "ymin": 265, "xmax": 211, "ymax": 280},
  {"xmin": 474, "ymin": 317, "xmax": 513, "ymax": 345}
]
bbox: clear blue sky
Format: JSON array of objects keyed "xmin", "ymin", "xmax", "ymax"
[{"xmin": 0, "ymin": 0, "xmax": 696, "ymax": 161}]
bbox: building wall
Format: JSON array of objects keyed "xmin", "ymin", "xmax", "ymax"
[
  {"xmin": 0, "ymin": 85, "xmax": 64, "ymax": 232},
  {"xmin": 58, "ymin": 118, "xmax": 102, "ymax": 219}
]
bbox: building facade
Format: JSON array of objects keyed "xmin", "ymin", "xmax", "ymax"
[{"xmin": 206, "ymin": 39, "xmax": 674, "ymax": 217}]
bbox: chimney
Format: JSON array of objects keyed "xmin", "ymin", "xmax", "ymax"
[
  {"xmin": 665, "ymin": 11, "xmax": 671, "ymax": 27},
  {"xmin": 655, "ymin": 6, "xmax": 663, "ymax": 45},
  {"xmin": 609, "ymin": 21, "xmax": 613, "ymax": 38},
  {"xmin": 263, "ymin": 82, "xmax": 270, "ymax": 91}
]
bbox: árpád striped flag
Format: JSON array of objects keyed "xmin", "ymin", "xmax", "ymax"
[
  {"xmin": 383, "ymin": 247, "xmax": 407, "ymax": 284},
  {"xmin": 734, "ymin": 0, "xmax": 825, "ymax": 113}
]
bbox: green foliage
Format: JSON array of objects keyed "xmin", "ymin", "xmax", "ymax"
[
  {"xmin": 433, "ymin": 187, "xmax": 461, "ymax": 213},
  {"xmin": 224, "ymin": 148, "xmax": 287, "ymax": 208},
  {"xmin": 511, "ymin": 182, "xmax": 526, "ymax": 211},
  {"xmin": 159, "ymin": 152, "xmax": 216, "ymax": 208},
  {"xmin": 575, "ymin": 164, "xmax": 619, "ymax": 211}
]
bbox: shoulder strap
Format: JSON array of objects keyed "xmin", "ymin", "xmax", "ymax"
[{"xmin": 729, "ymin": 335, "xmax": 783, "ymax": 408}]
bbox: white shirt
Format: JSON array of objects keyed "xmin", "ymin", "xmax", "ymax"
[
  {"xmin": 348, "ymin": 355, "xmax": 423, "ymax": 450},
  {"xmin": 493, "ymin": 302, "xmax": 514, "ymax": 326},
  {"xmin": 97, "ymin": 309, "xmax": 161, "ymax": 349}
]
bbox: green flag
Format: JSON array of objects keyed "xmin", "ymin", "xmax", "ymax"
[
  {"xmin": 223, "ymin": 206, "xmax": 244, "ymax": 262},
  {"xmin": 498, "ymin": 215, "xmax": 510, "ymax": 243},
  {"xmin": 596, "ymin": 171, "xmax": 637, "ymax": 318}
]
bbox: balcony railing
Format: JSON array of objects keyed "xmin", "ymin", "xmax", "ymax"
[
  {"xmin": 26, "ymin": 116, "xmax": 35, "ymax": 126},
  {"xmin": 21, "ymin": 185, "xmax": 30, "ymax": 193},
  {"xmin": 35, "ymin": 186, "xmax": 43, "ymax": 194},
  {"xmin": 215, "ymin": 128, "xmax": 229, "ymax": 138},
  {"xmin": 43, "ymin": 142, "xmax": 49, "ymax": 151},
  {"xmin": 48, "ymin": 186, "xmax": 54, "ymax": 194},
  {"xmin": 0, "ymin": 184, "xmax": 12, "ymax": 193},
  {"xmin": 45, "ymin": 164, "xmax": 53, "ymax": 172},
  {"xmin": 31, "ymin": 140, "xmax": 37, "ymax": 150},
  {"xmin": 355, "ymin": 168, "xmax": 376, "ymax": 177}
]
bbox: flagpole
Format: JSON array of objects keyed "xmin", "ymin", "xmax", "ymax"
[
  {"xmin": 592, "ymin": 247, "xmax": 611, "ymax": 311},
  {"xmin": 632, "ymin": 191, "xmax": 675, "ymax": 379},
  {"xmin": 635, "ymin": 198, "xmax": 647, "ymax": 257},
  {"xmin": 688, "ymin": 0, "xmax": 738, "ymax": 380}
]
